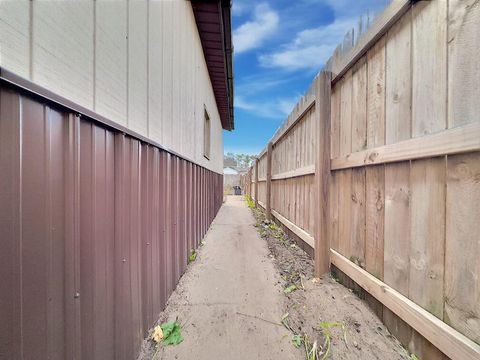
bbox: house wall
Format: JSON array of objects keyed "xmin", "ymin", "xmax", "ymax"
[
  {"xmin": 0, "ymin": 83, "xmax": 223, "ymax": 360},
  {"xmin": 0, "ymin": 0, "xmax": 223, "ymax": 173}
]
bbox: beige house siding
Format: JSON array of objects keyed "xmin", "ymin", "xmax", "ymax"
[{"xmin": 0, "ymin": 0, "xmax": 223, "ymax": 173}]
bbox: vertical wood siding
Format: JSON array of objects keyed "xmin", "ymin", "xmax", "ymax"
[{"xmin": 0, "ymin": 0, "xmax": 223, "ymax": 173}]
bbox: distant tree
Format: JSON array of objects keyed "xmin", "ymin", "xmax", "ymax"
[
  {"xmin": 224, "ymin": 152, "xmax": 237, "ymax": 167},
  {"xmin": 223, "ymin": 152, "xmax": 256, "ymax": 169}
]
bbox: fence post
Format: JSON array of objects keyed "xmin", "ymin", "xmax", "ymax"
[
  {"xmin": 254, "ymin": 158, "xmax": 259, "ymax": 208},
  {"xmin": 314, "ymin": 71, "xmax": 332, "ymax": 276},
  {"xmin": 266, "ymin": 142, "xmax": 273, "ymax": 220}
]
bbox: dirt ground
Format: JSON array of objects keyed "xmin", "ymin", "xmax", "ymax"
[
  {"xmin": 137, "ymin": 196, "xmax": 411, "ymax": 360},
  {"xmin": 250, "ymin": 204, "xmax": 411, "ymax": 360}
]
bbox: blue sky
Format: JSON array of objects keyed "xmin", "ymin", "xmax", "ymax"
[{"xmin": 223, "ymin": 0, "xmax": 388, "ymax": 155}]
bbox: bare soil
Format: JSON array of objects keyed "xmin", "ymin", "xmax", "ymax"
[
  {"xmin": 137, "ymin": 196, "xmax": 411, "ymax": 360},
  {"xmin": 250, "ymin": 205, "xmax": 411, "ymax": 360}
]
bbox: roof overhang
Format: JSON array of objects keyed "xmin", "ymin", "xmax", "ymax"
[{"xmin": 191, "ymin": 0, "xmax": 234, "ymax": 130}]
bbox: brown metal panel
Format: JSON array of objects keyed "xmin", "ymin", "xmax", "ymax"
[
  {"xmin": 176, "ymin": 159, "xmax": 183, "ymax": 277},
  {"xmin": 171, "ymin": 156, "xmax": 178, "ymax": 285},
  {"xmin": 0, "ymin": 83, "xmax": 224, "ymax": 360},
  {"xmin": 187, "ymin": 162, "xmax": 193, "ymax": 256},
  {"xmin": 158, "ymin": 150, "xmax": 168, "ymax": 309},
  {"xmin": 129, "ymin": 138, "xmax": 144, "ymax": 358},
  {"xmin": 46, "ymin": 106, "xmax": 68, "ymax": 360},
  {"xmin": 64, "ymin": 114, "xmax": 81, "ymax": 360},
  {"xmin": 114, "ymin": 133, "xmax": 128, "ymax": 360},
  {"xmin": 180, "ymin": 160, "xmax": 187, "ymax": 274},
  {"xmin": 80, "ymin": 122, "xmax": 116, "ymax": 360},
  {"xmin": 21, "ymin": 98, "xmax": 65, "ymax": 359},
  {"xmin": 165, "ymin": 152, "xmax": 174, "ymax": 297},
  {"xmin": 141, "ymin": 144, "xmax": 152, "ymax": 334},
  {"xmin": 150, "ymin": 147, "xmax": 161, "ymax": 319},
  {"xmin": 0, "ymin": 87, "xmax": 22, "ymax": 359}
]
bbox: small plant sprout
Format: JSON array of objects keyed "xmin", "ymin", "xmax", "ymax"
[
  {"xmin": 150, "ymin": 319, "xmax": 183, "ymax": 359},
  {"xmin": 284, "ymin": 284, "xmax": 298, "ymax": 294},
  {"xmin": 292, "ymin": 334, "xmax": 302, "ymax": 348},
  {"xmin": 317, "ymin": 321, "xmax": 348, "ymax": 360},
  {"xmin": 188, "ymin": 249, "xmax": 197, "ymax": 263},
  {"xmin": 245, "ymin": 195, "xmax": 255, "ymax": 208},
  {"xmin": 304, "ymin": 334, "xmax": 319, "ymax": 360},
  {"xmin": 281, "ymin": 312, "xmax": 293, "ymax": 331}
]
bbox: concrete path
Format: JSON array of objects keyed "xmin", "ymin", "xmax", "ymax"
[{"xmin": 156, "ymin": 195, "xmax": 302, "ymax": 360}]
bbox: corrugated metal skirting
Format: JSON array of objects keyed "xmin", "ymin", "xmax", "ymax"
[{"xmin": 0, "ymin": 85, "xmax": 223, "ymax": 360}]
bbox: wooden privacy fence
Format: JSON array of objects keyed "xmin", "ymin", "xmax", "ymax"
[{"xmin": 242, "ymin": 1, "xmax": 480, "ymax": 359}]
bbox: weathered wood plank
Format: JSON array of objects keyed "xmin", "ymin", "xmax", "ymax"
[
  {"xmin": 350, "ymin": 168, "xmax": 366, "ymax": 263},
  {"xmin": 338, "ymin": 169, "xmax": 352, "ymax": 256},
  {"xmin": 330, "ymin": 249, "xmax": 480, "ymax": 360},
  {"xmin": 384, "ymin": 162, "xmax": 410, "ymax": 295},
  {"xmin": 271, "ymin": 164, "xmax": 315, "ymax": 180},
  {"xmin": 314, "ymin": 72, "xmax": 332, "ymax": 275},
  {"xmin": 329, "ymin": 172, "xmax": 339, "ymax": 252},
  {"xmin": 271, "ymin": 209, "xmax": 314, "ymax": 249},
  {"xmin": 409, "ymin": 157, "xmax": 445, "ymax": 319},
  {"xmin": 448, "ymin": 0, "xmax": 480, "ymax": 128},
  {"xmin": 340, "ymin": 70, "xmax": 352, "ymax": 157},
  {"xmin": 412, "ymin": 0, "xmax": 447, "ymax": 136},
  {"xmin": 445, "ymin": 152, "xmax": 480, "ymax": 344},
  {"xmin": 383, "ymin": 161, "xmax": 413, "ymax": 345},
  {"xmin": 351, "ymin": 56, "xmax": 367, "ymax": 152},
  {"xmin": 331, "ymin": 121, "xmax": 480, "ymax": 170},
  {"xmin": 365, "ymin": 165, "xmax": 385, "ymax": 281},
  {"xmin": 266, "ymin": 142, "xmax": 272, "ymax": 221},
  {"xmin": 367, "ymin": 35, "xmax": 386, "ymax": 149},
  {"xmin": 331, "ymin": 0, "xmax": 411, "ymax": 82},
  {"xmin": 365, "ymin": 164, "xmax": 385, "ymax": 318},
  {"xmin": 386, "ymin": 9, "xmax": 412, "ymax": 144}
]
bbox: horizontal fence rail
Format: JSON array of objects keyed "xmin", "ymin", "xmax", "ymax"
[{"xmin": 242, "ymin": 1, "xmax": 480, "ymax": 359}]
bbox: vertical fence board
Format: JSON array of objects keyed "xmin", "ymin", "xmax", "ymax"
[
  {"xmin": 409, "ymin": 157, "xmax": 445, "ymax": 319},
  {"xmin": 339, "ymin": 70, "xmax": 352, "ymax": 156},
  {"xmin": 365, "ymin": 164, "xmax": 385, "ymax": 317},
  {"xmin": 351, "ymin": 57, "xmax": 367, "ymax": 152},
  {"xmin": 445, "ymin": 152, "xmax": 480, "ymax": 344},
  {"xmin": 412, "ymin": 0, "xmax": 447, "ymax": 136},
  {"xmin": 447, "ymin": 0, "xmax": 480, "ymax": 128},
  {"xmin": 367, "ymin": 36, "xmax": 386, "ymax": 149},
  {"xmin": 386, "ymin": 10, "xmax": 412, "ymax": 144}
]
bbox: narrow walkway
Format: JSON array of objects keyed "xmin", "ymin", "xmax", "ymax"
[{"xmin": 153, "ymin": 195, "xmax": 302, "ymax": 360}]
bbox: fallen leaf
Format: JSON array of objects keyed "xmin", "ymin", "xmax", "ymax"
[{"xmin": 151, "ymin": 325, "xmax": 164, "ymax": 343}]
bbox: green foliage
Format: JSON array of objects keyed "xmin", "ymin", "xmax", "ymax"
[
  {"xmin": 160, "ymin": 321, "xmax": 183, "ymax": 346},
  {"xmin": 284, "ymin": 284, "xmax": 298, "ymax": 294},
  {"xmin": 188, "ymin": 249, "xmax": 197, "ymax": 263},
  {"xmin": 245, "ymin": 195, "xmax": 255, "ymax": 209},
  {"xmin": 292, "ymin": 334, "xmax": 303, "ymax": 348},
  {"xmin": 318, "ymin": 321, "xmax": 348, "ymax": 360},
  {"xmin": 303, "ymin": 334, "xmax": 318, "ymax": 360}
]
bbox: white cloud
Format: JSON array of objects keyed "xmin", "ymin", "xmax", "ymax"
[
  {"xmin": 232, "ymin": 1, "xmax": 246, "ymax": 17},
  {"xmin": 258, "ymin": 0, "xmax": 387, "ymax": 71},
  {"xmin": 259, "ymin": 18, "xmax": 356, "ymax": 71},
  {"xmin": 236, "ymin": 94, "xmax": 300, "ymax": 119},
  {"xmin": 233, "ymin": 3, "xmax": 279, "ymax": 54}
]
